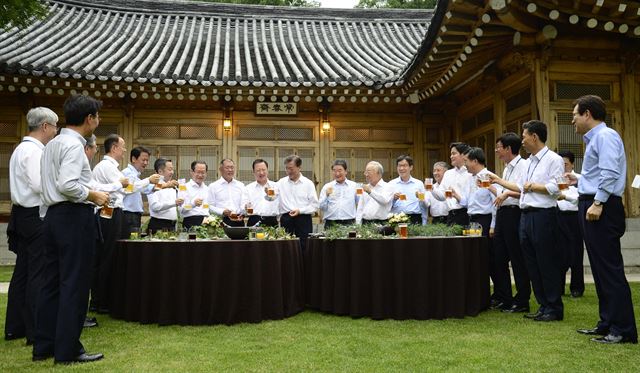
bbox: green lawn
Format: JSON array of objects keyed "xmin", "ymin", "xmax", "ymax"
[
  {"xmin": 0, "ymin": 266, "xmax": 13, "ymax": 282},
  {"xmin": 0, "ymin": 285, "xmax": 639, "ymax": 372}
]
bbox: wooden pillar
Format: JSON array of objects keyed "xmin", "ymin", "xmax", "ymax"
[
  {"xmin": 493, "ymin": 90, "xmax": 505, "ymax": 173},
  {"xmin": 621, "ymin": 71, "xmax": 639, "ymax": 216},
  {"xmin": 413, "ymin": 107, "xmax": 425, "ymax": 179},
  {"xmin": 532, "ymin": 56, "xmax": 554, "ymax": 149}
]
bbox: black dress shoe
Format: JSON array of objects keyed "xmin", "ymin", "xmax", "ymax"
[
  {"xmin": 534, "ymin": 313, "xmax": 563, "ymax": 322},
  {"xmin": 524, "ymin": 311, "xmax": 543, "ymax": 319},
  {"xmin": 4, "ymin": 333, "xmax": 24, "ymax": 341},
  {"xmin": 86, "ymin": 316, "xmax": 97, "ymax": 323},
  {"xmin": 502, "ymin": 304, "xmax": 530, "ymax": 313},
  {"xmin": 577, "ymin": 327, "xmax": 608, "ymax": 336},
  {"xmin": 83, "ymin": 317, "xmax": 98, "ymax": 328},
  {"xmin": 591, "ymin": 334, "xmax": 638, "ymax": 344},
  {"xmin": 55, "ymin": 352, "xmax": 104, "ymax": 364},
  {"xmin": 570, "ymin": 291, "xmax": 584, "ymax": 298},
  {"xmin": 32, "ymin": 353, "xmax": 54, "ymax": 361}
]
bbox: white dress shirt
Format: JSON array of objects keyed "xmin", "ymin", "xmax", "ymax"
[
  {"xmin": 496, "ymin": 155, "xmax": 526, "ymax": 207},
  {"xmin": 10, "ymin": 136, "xmax": 44, "ymax": 208},
  {"xmin": 319, "ymin": 179, "xmax": 358, "ymax": 221},
  {"xmin": 388, "ymin": 176, "xmax": 427, "ymax": 215},
  {"xmin": 557, "ymin": 171, "xmax": 580, "ymax": 212},
  {"xmin": 121, "ymin": 164, "xmax": 154, "ymax": 213},
  {"xmin": 245, "ymin": 180, "xmax": 280, "ymax": 217},
  {"xmin": 432, "ymin": 166, "xmax": 473, "ymax": 209},
  {"xmin": 180, "ymin": 179, "xmax": 209, "ymax": 218},
  {"xmin": 518, "ymin": 146, "xmax": 564, "ymax": 209},
  {"xmin": 277, "ymin": 174, "xmax": 319, "ymax": 215},
  {"xmin": 92, "ymin": 155, "xmax": 126, "ymax": 208},
  {"xmin": 40, "ymin": 128, "xmax": 92, "ymax": 208},
  {"xmin": 356, "ymin": 180, "xmax": 394, "ymax": 223},
  {"xmin": 428, "ymin": 182, "xmax": 449, "ymax": 218},
  {"xmin": 467, "ymin": 168, "xmax": 496, "ymax": 228},
  {"xmin": 148, "ymin": 187, "xmax": 179, "ymax": 220},
  {"xmin": 207, "ymin": 177, "xmax": 248, "ymax": 216}
]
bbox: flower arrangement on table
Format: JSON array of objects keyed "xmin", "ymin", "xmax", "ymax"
[
  {"xmin": 387, "ymin": 212, "xmax": 410, "ymax": 228},
  {"xmin": 195, "ymin": 215, "xmax": 224, "ymax": 239},
  {"xmin": 258, "ymin": 226, "xmax": 297, "ymax": 240}
]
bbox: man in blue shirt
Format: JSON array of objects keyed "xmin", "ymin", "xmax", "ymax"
[
  {"xmin": 389, "ymin": 155, "xmax": 427, "ymax": 225},
  {"xmin": 569, "ymin": 95, "xmax": 637, "ymax": 344}
]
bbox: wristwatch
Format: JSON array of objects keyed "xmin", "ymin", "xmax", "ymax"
[{"xmin": 593, "ymin": 200, "xmax": 602, "ymax": 206}]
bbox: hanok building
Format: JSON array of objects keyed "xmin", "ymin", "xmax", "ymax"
[{"xmin": 0, "ymin": 0, "xmax": 639, "ymax": 218}]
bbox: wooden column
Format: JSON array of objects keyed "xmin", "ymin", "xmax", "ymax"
[
  {"xmin": 532, "ymin": 56, "xmax": 554, "ymax": 149},
  {"xmin": 493, "ymin": 90, "xmax": 505, "ymax": 173},
  {"xmin": 621, "ymin": 71, "xmax": 639, "ymax": 216}
]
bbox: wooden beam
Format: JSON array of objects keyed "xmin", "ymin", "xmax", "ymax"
[
  {"xmin": 609, "ymin": 3, "xmax": 627, "ymax": 17},
  {"xmin": 591, "ymin": 0, "xmax": 604, "ymax": 14},
  {"xmin": 490, "ymin": 0, "xmax": 539, "ymax": 33}
]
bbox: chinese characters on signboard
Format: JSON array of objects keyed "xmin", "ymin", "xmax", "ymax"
[{"xmin": 256, "ymin": 102, "xmax": 298, "ymax": 115}]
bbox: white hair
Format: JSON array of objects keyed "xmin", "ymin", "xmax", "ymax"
[
  {"xmin": 367, "ymin": 161, "xmax": 384, "ymax": 176},
  {"xmin": 26, "ymin": 107, "xmax": 58, "ymax": 131}
]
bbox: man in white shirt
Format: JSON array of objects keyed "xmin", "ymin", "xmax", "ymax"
[
  {"xmin": 431, "ymin": 142, "xmax": 473, "ymax": 226},
  {"xmin": 121, "ymin": 147, "xmax": 160, "ymax": 238},
  {"xmin": 489, "ymin": 120, "xmax": 565, "ymax": 322},
  {"xmin": 181, "ymin": 160, "xmax": 210, "ymax": 229},
  {"xmin": 5, "ymin": 107, "xmax": 58, "ymax": 345},
  {"xmin": 356, "ymin": 161, "xmax": 394, "ymax": 224},
  {"xmin": 464, "ymin": 147, "xmax": 505, "ymax": 309},
  {"xmin": 493, "ymin": 133, "xmax": 531, "ymax": 314},
  {"xmin": 246, "ymin": 159, "xmax": 279, "ymax": 227},
  {"xmin": 34, "ymin": 95, "xmax": 109, "ymax": 364},
  {"xmin": 389, "ymin": 155, "xmax": 427, "ymax": 225},
  {"xmin": 557, "ymin": 150, "xmax": 584, "ymax": 298},
  {"xmin": 90, "ymin": 134, "xmax": 129, "ymax": 314},
  {"xmin": 319, "ymin": 159, "xmax": 357, "ymax": 229},
  {"xmin": 277, "ymin": 155, "xmax": 318, "ymax": 251},
  {"xmin": 427, "ymin": 162, "xmax": 449, "ymax": 224},
  {"xmin": 148, "ymin": 158, "xmax": 181, "ymax": 233},
  {"xmin": 208, "ymin": 158, "xmax": 248, "ymax": 227}
]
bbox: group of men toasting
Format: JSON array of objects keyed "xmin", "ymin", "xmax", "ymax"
[{"xmin": 4, "ymin": 94, "xmax": 636, "ymax": 366}]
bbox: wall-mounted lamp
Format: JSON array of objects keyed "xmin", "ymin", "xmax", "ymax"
[
  {"xmin": 319, "ymin": 99, "xmax": 331, "ymax": 134},
  {"xmin": 222, "ymin": 104, "xmax": 232, "ymax": 132}
]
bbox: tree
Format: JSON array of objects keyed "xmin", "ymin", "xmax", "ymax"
[
  {"xmin": 1, "ymin": 0, "xmax": 48, "ymax": 31},
  {"xmin": 197, "ymin": 0, "xmax": 320, "ymax": 7},
  {"xmin": 356, "ymin": 0, "xmax": 437, "ymax": 9}
]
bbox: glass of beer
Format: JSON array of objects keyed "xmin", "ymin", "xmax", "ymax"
[
  {"xmin": 183, "ymin": 202, "xmax": 193, "ymax": 210},
  {"xmin": 398, "ymin": 223, "xmax": 408, "ymax": 239},
  {"xmin": 445, "ymin": 189, "xmax": 453, "ymax": 199},
  {"xmin": 125, "ymin": 183, "xmax": 134, "ymax": 194},
  {"xmin": 326, "ymin": 186, "xmax": 334, "ymax": 196},
  {"xmin": 256, "ymin": 231, "xmax": 265, "ymax": 240},
  {"xmin": 267, "ymin": 187, "xmax": 275, "ymax": 197},
  {"xmin": 100, "ymin": 204, "xmax": 114, "ymax": 219},
  {"xmin": 480, "ymin": 174, "xmax": 491, "ymax": 188},
  {"xmin": 246, "ymin": 202, "xmax": 254, "ymax": 215},
  {"xmin": 188, "ymin": 227, "xmax": 197, "ymax": 240},
  {"xmin": 178, "ymin": 178, "xmax": 187, "ymax": 192},
  {"xmin": 399, "ymin": 193, "xmax": 407, "ymax": 201},
  {"xmin": 557, "ymin": 176, "xmax": 568, "ymax": 190},
  {"xmin": 202, "ymin": 202, "xmax": 209, "ymax": 210},
  {"xmin": 356, "ymin": 184, "xmax": 364, "ymax": 195},
  {"xmin": 424, "ymin": 178, "xmax": 433, "ymax": 191},
  {"xmin": 417, "ymin": 190, "xmax": 425, "ymax": 201}
]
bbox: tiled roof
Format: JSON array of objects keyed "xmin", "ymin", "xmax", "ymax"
[{"xmin": 0, "ymin": 0, "xmax": 433, "ymax": 88}]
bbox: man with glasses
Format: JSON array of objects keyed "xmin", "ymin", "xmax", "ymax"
[
  {"xmin": 208, "ymin": 159, "xmax": 248, "ymax": 227},
  {"xmin": 5, "ymin": 107, "xmax": 58, "ymax": 345},
  {"xmin": 181, "ymin": 160, "xmax": 210, "ymax": 229}
]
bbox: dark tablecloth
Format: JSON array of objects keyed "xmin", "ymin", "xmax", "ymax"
[
  {"xmin": 110, "ymin": 239, "xmax": 304, "ymax": 325},
  {"xmin": 304, "ymin": 237, "xmax": 489, "ymax": 320}
]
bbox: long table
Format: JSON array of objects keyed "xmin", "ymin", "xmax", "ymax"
[
  {"xmin": 110, "ymin": 239, "xmax": 304, "ymax": 325},
  {"xmin": 304, "ymin": 237, "xmax": 489, "ymax": 320}
]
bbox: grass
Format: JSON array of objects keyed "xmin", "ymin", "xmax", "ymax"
[
  {"xmin": 0, "ymin": 284, "xmax": 639, "ymax": 372},
  {"xmin": 0, "ymin": 266, "xmax": 13, "ymax": 282}
]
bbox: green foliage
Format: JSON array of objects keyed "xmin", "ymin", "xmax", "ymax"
[
  {"xmin": 324, "ymin": 223, "xmax": 461, "ymax": 240},
  {"xmin": 323, "ymin": 224, "xmax": 385, "ymax": 240},
  {"xmin": 0, "ymin": 0, "xmax": 48, "ymax": 31},
  {"xmin": 0, "ymin": 266, "xmax": 14, "ymax": 282},
  {"xmin": 356, "ymin": 0, "xmax": 437, "ymax": 9},
  {"xmin": 407, "ymin": 223, "xmax": 462, "ymax": 237},
  {"xmin": 258, "ymin": 226, "xmax": 296, "ymax": 240},
  {"xmin": 196, "ymin": 0, "xmax": 320, "ymax": 7}
]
